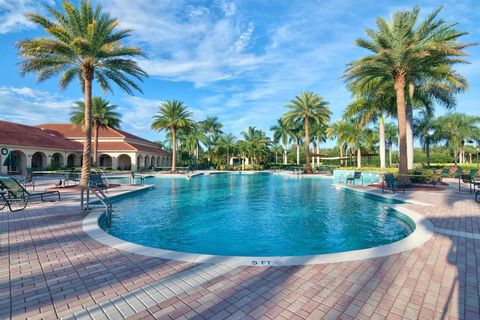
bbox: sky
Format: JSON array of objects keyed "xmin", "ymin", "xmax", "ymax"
[{"xmin": 0, "ymin": 0, "xmax": 479, "ymax": 146}]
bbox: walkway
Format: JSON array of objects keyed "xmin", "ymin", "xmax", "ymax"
[{"xmin": 1, "ymin": 178, "xmax": 480, "ymax": 319}]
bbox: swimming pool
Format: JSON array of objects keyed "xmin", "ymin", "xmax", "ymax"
[{"xmin": 99, "ymin": 173, "xmax": 414, "ymax": 257}]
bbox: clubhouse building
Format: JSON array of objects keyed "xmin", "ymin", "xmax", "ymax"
[{"xmin": 0, "ymin": 120, "xmax": 171, "ymax": 174}]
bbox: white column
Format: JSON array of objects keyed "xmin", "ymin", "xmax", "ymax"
[
  {"xmin": 131, "ymin": 153, "xmax": 138, "ymax": 171},
  {"xmin": 111, "ymin": 156, "xmax": 118, "ymax": 170}
]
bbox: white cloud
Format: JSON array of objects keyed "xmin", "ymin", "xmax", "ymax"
[
  {"xmin": 0, "ymin": 86, "xmax": 76, "ymax": 124},
  {"xmin": 0, "ymin": 0, "xmax": 53, "ymax": 34}
]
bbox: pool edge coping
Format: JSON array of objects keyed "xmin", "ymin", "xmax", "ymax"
[{"xmin": 82, "ymin": 189, "xmax": 435, "ymax": 267}]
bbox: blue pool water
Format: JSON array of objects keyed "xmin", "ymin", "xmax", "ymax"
[{"xmin": 100, "ymin": 173, "xmax": 414, "ymax": 256}]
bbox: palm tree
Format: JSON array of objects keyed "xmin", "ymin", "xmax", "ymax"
[
  {"xmin": 270, "ymin": 118, "xmax": 291, "ymax": 164},
  {"xmin": 414, "ymin": 110, "xmax": 438, "ymax": 167},
  {"xmin": 200, "ymin": 116, "xmax": 223, "ymax": 162},
  {"xmin": 288, "ymin": 123, "xmax": 303, "ymax": 166},
  {"xmin": 384, "ymin": 123, "xmax": 398, "ymax": 167},
  {"xmin": 70, "ymin": 97, "xmax": 121, "ymax": 167},
  {"xmin": 310, "ymin": 122, "xmax": 328, "ymax": 168},
  {"xmin": 240, "ymin": 127, "xmax": 270, "ymax": 165},
  {"xmin": 270, "ymin": 144, "xmax": 284, "ymax": 164},
  {"xmin": 344, "ymin": 6, "xmax": 473, "ymax": 181},
  {"xmin": 436, "ymin": 113, "xmax": 479, "ymax": 165},
  {"xmin": 342, "ymin": 122, "xmax": 364, "ymax": 168},
  {"xmin": 17, "ymin": 0, "xmax": 147, "ymax": 186},
  {"xmin": 326, "ymin": 120, "xmax": 349, "ymax": 166},
  {"xmin": 151, "ymin": 100, "xmax": 193, "ymax": 173},
  {"xmin": 216, "ymin": 134, "xmax": 236, "ymax": 164},
  {"xmin": 283, "ymin": 91, "xmax": 331, "ymax": 173}
]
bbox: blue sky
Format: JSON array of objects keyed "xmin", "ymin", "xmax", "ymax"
[{"xmin": 0, "ymin": 0, "xmax": 479, "ymax": 146}]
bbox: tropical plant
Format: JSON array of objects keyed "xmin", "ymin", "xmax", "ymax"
[
  {"xmin": 283, "ymin": 91, "xmax": 331, "ymax": 173},
  {"xmin": 436, "ymin": 113, "xmax": 479, "ymax": 165},
  {"xmin": 341, "ymin": 121, "xmax": 365, "ymax": 168},
  {"xmin": 310, "ymin": 121, "xmax": 328, "ymax": 168},
  {"xmin": 151, "ymin": 100, "xmax": 193, "ymax": 173},
  {"xmin": 270, "ymin": 118, "xmax": 291, "ymax": 164},
  {"xmin": 17, "ymin": 0, "xmax": 147, "ymax": 186},
  {"xmin": 344, "ymin": 6, "xmax": 473, "ymax": 181},
  {"xmin": 270, "ymin": 144, "xmax": 284, "ymax": 164},
  {"xmin": 199, "ymin": 116, "xmax": 223, "ymax": 162},
  {"xmin": 70, "ymin": 97, "xmax": 121, "ymax": 166}
]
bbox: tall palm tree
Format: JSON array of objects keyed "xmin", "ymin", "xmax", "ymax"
[
  {"xmin": 344, "ymin": 6, "xmax": 473, "ymax": 181},
  {"xmin": 70, "ymin": 97, "xmax": 121, "ymax": 167},
  {"xmin": 342, "ymin": 122, "xmax": 365, "ymax": 168},
  {"xmin": 288, "ymin": 123, "xmax": 303, "ymax": 166},
  {"xmin": 151, "ymin": 100, "xmax": 193, "ymax": 173},
  {"xmin": 283, "ymin": 91, "xmax": 331, "ymax": 173},
  {"xmin": 17, "ymin": 0, "xmax": 147, "ymax": 186},
  {"xmin": 270, "ymin": 118, "xmax": 291, "ymax": 164},
  {"xmin": 270, "ymin": 144, "xmax": 284, "ymax": 164},
  {"xmin": 436, "ymin": 113, "xmax": 479, "ymax": 165}
]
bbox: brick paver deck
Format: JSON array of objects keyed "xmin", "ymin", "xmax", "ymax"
[{"xmin": 1, "ymin": 178, "xmax": 480, "ymax": 319}]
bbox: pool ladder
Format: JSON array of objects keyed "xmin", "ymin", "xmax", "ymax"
[{"xmin": 81, "ymin": 187, "xmax": 113, "ymax": 223}]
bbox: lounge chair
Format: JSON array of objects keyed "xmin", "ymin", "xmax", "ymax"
[
  {"xmin": 459, "ymin": 169, "xmax": 478, "ymax": 193},
  {"xmin": 0, "ymin": 176, "xmax": 60, "ymax": 212},
  {"xmin": 346, "ymin": 171, "xmax": 363, "ymax": 186},
  {"xmin": 64, "ymin": 172, "xmax": 79, "ymax": 187},
  {"xmin": 382, "ymin": 173, "xmax": 406, "ymax": 194}
]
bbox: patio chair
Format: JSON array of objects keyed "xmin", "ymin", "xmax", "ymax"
[
  {"xmin": 439, "ymin": 167, "xmax": 451, "ymax": 178},
  {"xmin": 346, "ymin": 171, "xmax": 363, "ymax": 186},
  {"xmin": 89, "ymin": 173, "xmax": 108, "ymax": 192},
  {"xmin": 0, "ymin": 176, "xmax": 60, "ymax": 212},
  {"xmin": 382, "ymin": 173, "xmax": 406, "ymax": 194},
  {"xmin": 64, "ymin": 171, "xmax": 79, "ymax": 187},
  {"xmin": 459, "ymin": 169, "xmax": 479, "ymax": 193}
]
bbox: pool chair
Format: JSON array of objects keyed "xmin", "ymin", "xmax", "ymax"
[
  {"xmin": 459, "ymin": 169, "xmax": 478, "ymax": 193},
  {"xmin": 346, "ymin": 171, "xmax": 363, "ymax": 186},
  {"xmin": 89, "ymin": 173, "xmax": 108, "ymax": 192},
  {"xmin": 64, "ymin": 171, "xmax": 79, "ymax": 187},
  {"xmin": 0, "ymin": 176, "xmax": 60, "ymax": 212},
  {"xmin": 382, "ymin": 173, "xmax": 406, "ymax": 194},
  {"xmin": 20, "ymin": 168, "xmax": 36, "ymax": 190}
]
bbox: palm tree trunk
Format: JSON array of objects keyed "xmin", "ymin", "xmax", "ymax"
[
  {"xmin": 171, "ymin": 127, "xmax": 177, "ymax": 173},
  {"xmin": 93, "ymin": 122, "xmax": 99, "ymax": 167},
  {"xmin": 316, "ymin": 142, "xmax": 320, "ymax": 167},
  {"xmin": 379, "ymin": 115, "xmax": 386, "ymax": 168},
  {"xmin": 395, "ymin": 73, "xmax": 409, "ymax": 183},
  {"xmin": 426, "ymin": 139, "xmax": 431, "ymax": 167},
  {"xmin": 80, "ymin": 69, "xmax": 93, "ymax": 188},
  {"xmin": 357, "ymin": 149, "xmax": 361, "ymax": 168},
  {"xmin": 389, "ymin": 146, "xmax": 393, "ymax": 166},
  {"xmin": 407, "ymin": 82, "xmax": 415, "ymax": 170},
  {"xmin": 339, "ymin": 146, "xmax": 343, "ymax": 166},
  {"xmin": 304, "ymin": 117, "xmax": 311, "ymax": 173},
  {"xmin": 283, "ymin": 143, "xmax": 288, "ymax": 164},
  {"xmin": 296, "ymin": 143, "xmax": 300, "ymax": 165}
]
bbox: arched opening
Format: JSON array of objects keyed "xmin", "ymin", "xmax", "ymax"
[
  {"xmin": 144, "ymin": 155, "xmax": 150, "ymax": 168},
  {"xmin": 117, "ymin": 154, "xmax": 131, "ymax": 170},
  {"xmin": 6, "ymin": 150, "xmax": 27, "ymax": 174},
  {"xmin": 137, "ymin": 155, "xmax": 144, "ymax": 168},
  {"xmin": 67, "ymin": 154, "xmax": 77, "ymax": 167},
  {"xmin": 157, "ymin": 157, "xmax": 162, "ymax": 167},
  {"xmin": 151, "ymin": 156, "xmax": 155, "ymax": 168},
  {"xmin": 31, "ymin": 152, "xmax": 47, "ymax": 170},
  {"xmin": 51, "ymin": 153, "xmax": 64, "ymax": 168},
  {"xmin": 98, "ymin": 154, "xmax": 112, "ymax": 168}
]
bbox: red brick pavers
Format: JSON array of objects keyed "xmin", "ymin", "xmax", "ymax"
[{"xmin": 2, "ymin": 178, "xmax": 480, "ymax": 319}]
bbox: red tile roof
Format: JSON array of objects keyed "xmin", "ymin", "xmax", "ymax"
[
  {"xmin": 0, "ymin": 121, "xmax": 82, "ymax": 151},
  {"xmin": 0, "ymin": 121, "xmax": 170, "ymax": 155}
]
